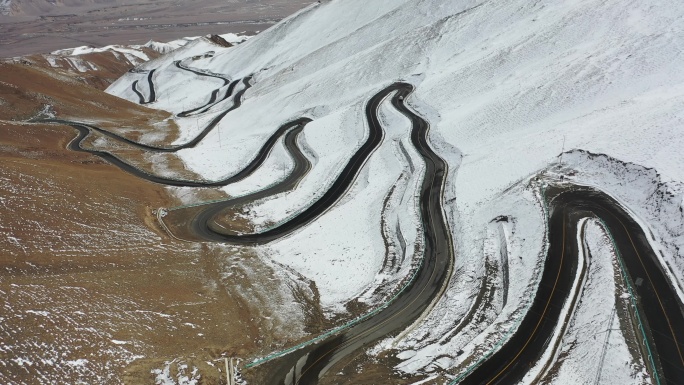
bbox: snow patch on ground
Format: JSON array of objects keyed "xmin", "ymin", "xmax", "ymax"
[
  {"xmin": 152, "ymin": 360, "xmax": 201, "ymax": 385},
  {"xmin": 541, "ymin": 219, "xmax": 648, "ymax": 385},
  {"xmin": 51, "ymin": 44, "xmax": 149, "ymax": 62},
  {"xmin": 558, "ymin": 150, "xmax": 684, "ymax": 303},
  {"xmin": 218, "ymin": 244, "xmax": 310, "ymax": 341},
  {"xmin": 102, "ymin": 0, "xmax": 684, "ymax": 378},
  {"xmin": 219, "ymin": 33, "xmax": 251, "ymax": 45},
  {"xmin": 0, "ymin": 0, "xmax": 11, "ymax": 16}
]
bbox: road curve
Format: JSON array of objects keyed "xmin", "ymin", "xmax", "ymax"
[
  {"xmin": 174, "ymin": 60, "xmax": 240, "ymax": 117},
  {"xmin": 458, "ymin": 186, "xmax": 684, "ymax": 385},
  {"xmin": 189, "ymin": 83, "xmax": 409, "ymax": 246},
  {"xmin": 131, "ymin": 69, "xmax": 157, "ymax": 104},
  {"xmin": 164, "ymin": 123, "xmax": 312, "ymax": 231},
  {"xmin": 175, "ymin": 59, "xmax": 231, "ymax": 87},
  {"xmin": 37, "ymin": 76, "xmax": 252, "ymax": 153},
  {"xmin": 192, "ymin": 83, "xmax": 453, "ymax": 385},
  {"xmin": 177, "ymin": 79, "xmax": 241, "ymax": 118},
  {"xmin": 59, "ymin": 117, "xmax": 310, "ymax": 187}
]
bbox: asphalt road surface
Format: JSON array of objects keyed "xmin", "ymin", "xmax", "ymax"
[
  {"xmin": 209, "ymin": 83, "xmax": 455, "ymax": 385},
  {"xmin": 51, "ymin": 74, "xmax": 684, "ymax": 384},
  {"xmin": 459, "ymin": 186, "xmax": 684, "ymax": 385}
]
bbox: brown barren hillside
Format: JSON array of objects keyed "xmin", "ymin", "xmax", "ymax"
[
  {"xmin": 0, "ymin": 47, "xmax": 316, "ymax": 383},
  {"xmin": 19, "ymin": 46, "xmax": 163, "ymax": 89},
  {"xmin": 0, "ymin": 60, "xmax": 179, "ymax": 141}
]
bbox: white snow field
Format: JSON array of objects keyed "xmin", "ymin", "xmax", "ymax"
[
  {"xmin": 0, "ymin": 0, "xmax": 10, "ymax": 16},
  {"xmin": 107, "ymin": 0, "xmax": 684, "ymax": 382}
]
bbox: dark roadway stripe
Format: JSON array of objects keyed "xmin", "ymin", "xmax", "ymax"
[
  {"xmin": 58, "ymin": 117, "xmax": 310, "ymax": 188},
  {"xmin": 457, "ymin": 187, "xmax": 684, "ymax": 385},
  {"xmin": 36, "ymin": 76, "xmax": 253, "ymax": 153},
  {"xmin": 613, "ymin": 212, "xmax": 684, "ymax": 366},
  {"xmin": 485, "ymin": 214, "xmax": 567, "ymax": 385},
  {"xmin": 225, "ymin": 83, "xmax": 454, "ymax": 385},
  {"xmin": 131, "ymin": 69, "xmax": 157, "ymax": 105}
]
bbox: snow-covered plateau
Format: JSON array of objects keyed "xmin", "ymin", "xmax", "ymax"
[
  {"xmin": 104, "ymin": 0, "xmax": 684, "ymax": 383},
  {"xmin": 0, "ymin": 0, "xmax": 11, "ymax": 16},
  {"xmin": 39, "ymin": 33, "xmax": 251, "ymax": 72}
]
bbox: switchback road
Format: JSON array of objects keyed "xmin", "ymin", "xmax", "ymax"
[
  {"xmin": 37, "ymin": 76, "xmax": 252, "ymax": 152},
  {"xmin": 131, "ymin": 69, "xmax": 156, "ymax": 104},
  {"xmin": 52, "ymin": 73, "xmax": 684, "ymax": 384},
  {"xmin": 458, "ymin": 186, "xmax": 684, "ymax": 385},
  {"xmin": 59, "ymin": 117, "xmax": 309, "ymax": 187},
  {"xmin": 186, "ymin": 83, "xmax": 455, "ymax": 385}
]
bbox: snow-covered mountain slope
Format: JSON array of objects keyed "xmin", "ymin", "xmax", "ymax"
[
  {"xmin": 44, "ymin": 33, "xmax": 249, "ymax": 67},
  {"xmin": 106, "ymin": 0, "xmax": 684, "ymax": 381},
  {"xmin": 0, "ymin": 0, "xmax": 14, "ymax": 16},
  {"xmin": 2, "ymin": 33, "xmax": 251, "ymax": 91}
]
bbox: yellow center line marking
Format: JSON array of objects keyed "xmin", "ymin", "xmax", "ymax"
[
  {"xmin": 293, "ymin": 251, "xmax": 438, "ymax": 385},
  {"xmin": 486, "ymin": 212, "xmax": 567, "ymax": 385},
  {"xmin": 294, "ymin": 174, "xmax": 446, "ymax": 384},
  {"xmin": 611, "ymin": 212, "xmax": 684, "ymax": 366}
]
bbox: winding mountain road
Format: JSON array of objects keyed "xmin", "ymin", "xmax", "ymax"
[
  {"xmin": 174, "ymin": 60, "xmax": 240, "ymax": 117},
  {"xmin": 187, "ymin": 84, "xmax": 425, "ymax": 247},
  {"xmin": 34, "ymin": 73, "xmax": 261, "ymax": 186},
  {"xmin": 58, "ymin": 116, "xmax": 308, "ymax": 187},
  {"xmin": 175, "ymin": 59, "xmax": 231, "ymax": 87},
  {"xmin": 164, "ymin": 122, "xmax": 312, "ymax": 239},
  {"xmin": 131, "ymin": 69, "xmax": 157, "ymax": 104},
  {"xmin": 131, "ymin": 60, "xmax": 234, "ymax": 113},
  {"xmin": 55, "ymin": 80, "xmax": 456, "ymax": 384},
  {"xmin": 38, "ymin": 74, "xmax": 251, "ymax": 152},
  {"xmin": 51, "ymin": 69, "xmax": 684, "ymax": 384},
  {"xmin": 182, "ymin": 83, "xmax": 454, "ymax": 385},
  {"xmin": 177, "ymin": 79, "xmax": 240, "ymax": 117},
  {"xmin": 458, "ymin": 187, "xmax": 684, "ymax": 385},
  {"xmin": 259, "ymin": 83, "xmax": 454, "ymax": 385}
]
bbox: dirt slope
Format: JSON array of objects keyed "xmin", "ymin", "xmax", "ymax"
[{"xmin": 0, "ymin": 53, "xmax": 314, "ymax": 384}]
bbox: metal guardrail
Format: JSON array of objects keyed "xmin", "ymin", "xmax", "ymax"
[
  {"xmin": 445, "ymin": 180, "xmax": 551, "ymax": 384},
  {"xmin": 597, "ymin": 217, "xmax": 662, "ymax": 385},
  {"xmin": 244, "ymin": 251, "xmax": 426, "ymax": 368},
  {"xmin": 447, "ymin": 179, "xmax": 663, "ymax": 385}
]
